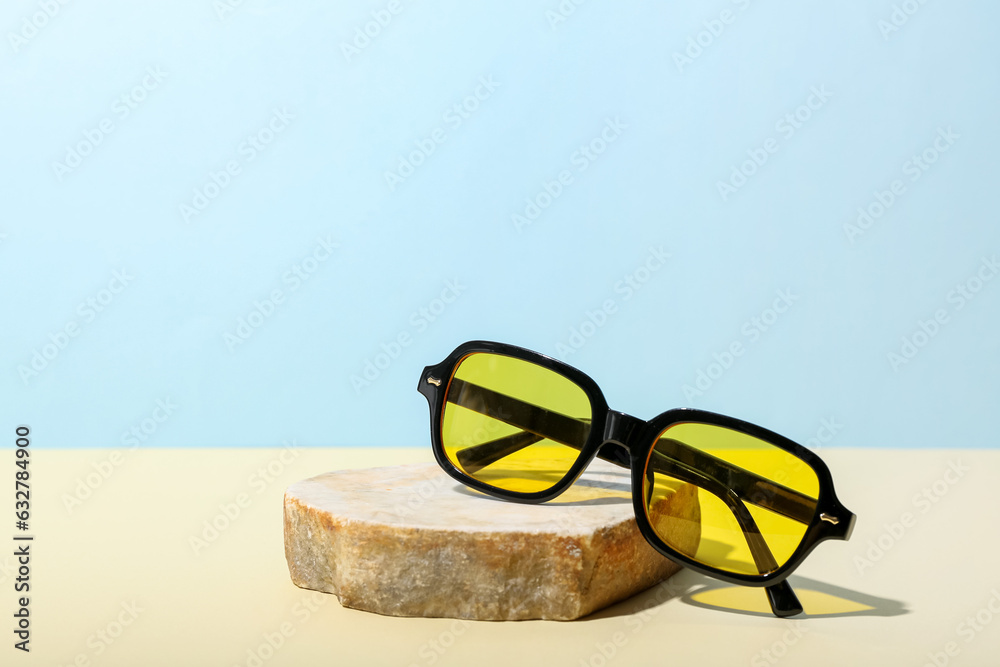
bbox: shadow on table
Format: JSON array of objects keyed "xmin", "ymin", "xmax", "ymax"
[
  {"xmin": 446, "ymin": 471, "xmax": 908, "ymax": 619},
  {"xmin": 588, "ymin": 571, "xmax": 909, "ymax": 620}
]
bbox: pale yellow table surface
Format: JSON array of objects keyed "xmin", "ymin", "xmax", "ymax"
[{"xmin": 7, "ymin": 447, "xmax": 999, "ymax": 666}]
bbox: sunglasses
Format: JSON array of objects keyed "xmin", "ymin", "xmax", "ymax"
[{"xmin": 417, "ymin": 341, "xmax": 856, "ymax": 618}]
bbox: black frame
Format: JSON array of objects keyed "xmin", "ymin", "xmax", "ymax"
[{"xmin": 417, "ymin": 340, "xmax": 856, "ymax": 618}]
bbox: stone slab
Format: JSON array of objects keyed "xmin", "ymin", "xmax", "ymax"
[{"xmin": 283, "ymin": 461, "xmax": 699, "ymax": 620}]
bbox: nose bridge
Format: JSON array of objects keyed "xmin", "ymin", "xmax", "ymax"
[{"xmin": 602, "ymin": 410, "xmax": 645, "ymax": 448}]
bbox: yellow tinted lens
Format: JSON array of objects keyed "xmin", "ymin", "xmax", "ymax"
[
  {"xmin": 440, "ymin": 352, "xmax": 592, "ymax": 494},
  {"xmin": 643, "ymin": 422, "xmax": 819, "ymax": 576}
]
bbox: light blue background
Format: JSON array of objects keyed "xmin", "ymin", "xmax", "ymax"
[{"xmin": 2, "ymin": 0, "xmax": 998, "ymax": 449}]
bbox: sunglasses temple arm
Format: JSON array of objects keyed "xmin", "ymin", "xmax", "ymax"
[
  {"xmin": 766, "ymin": 581, "xmax": 803, "ymax": 618},
  {"xmin": 446, "ymin": 385, "xmax": 803, "ymax": 617},
  {"xmin": 455, "ymin": 430, "xmax": 627, "ymax": 476},
  {"xmin": 447, "ymin": 378, "xmax": 604, "ymax": 473},
  {"xmin": 447, "ymin": 382, "xmax": 815, "ymax": 524},
  {"xmin": 446, "ymin": 380, "xmax": 662, "ymax": 476},
  {"xmin": 457, "ymin": 428, "xmax": 803, "ymax": 615},
  {"xmin": 732, "ymin": 498, "xmax": 803, "ymax": 617},
  {"xmin": 651, "ymin": 440, "xmax": 816, "ymax": 525},
  {"xmin": 650, "ymin": 450, "xmax": 802, "ymax": 617},
  {"xmin": 455, "ymin": 430, "xmax": 544, "ymax": 474}
]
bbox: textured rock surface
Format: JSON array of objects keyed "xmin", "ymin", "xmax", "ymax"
[{"xmin": 283, "ymin": 461, "xmax": 699, "ymax": 621}]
